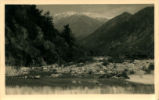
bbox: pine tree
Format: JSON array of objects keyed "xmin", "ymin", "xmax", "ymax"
[{"xmin": 62, "ymin": 24, "xmax": 75, "ymax": 47}]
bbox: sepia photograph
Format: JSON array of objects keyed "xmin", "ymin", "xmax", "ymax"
[{"xmin": 5, "ymin": 4, "xmax": 154, "ymax": 94}]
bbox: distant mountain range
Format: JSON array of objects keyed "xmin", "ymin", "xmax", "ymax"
[
  {"xmin": 54, "ymin": 14, "xmax": 108, "ymax": 40},
  {"xmin": 82, "ymin": 7, "xmax": 154, "ymax": 58}
]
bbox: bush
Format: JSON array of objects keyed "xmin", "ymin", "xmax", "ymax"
[
  {"xmin": 121, "ymin": 71, "xmax": 129, "ymax": 79},
  {"xmin": 144, "ymin": 63, "xmax": 154, "ymax": 74},
  {"xmin": 88, "ymin": 70, "xmax": 93, "ymax": 75},
  {"xmin": 117, "ymin": 69, "xmax": 129, "ymax": 79},
  {"xmin": 145, "ymin": 69, "xmax": 151, "ymax": 74},
  {"xmin": 52, "ymin": 69, "xmax": 57, "ymax": 74},
  {"xmin": 148, "ymin": 63, "xmax": 154, "ymax": 70},
  {"xmin": 102, "ymin": 59, "xmax": 109, "ymax": 66},
  {"xmin": 129, "ymin": 70, "xmax": 135, "ymax": 74}
]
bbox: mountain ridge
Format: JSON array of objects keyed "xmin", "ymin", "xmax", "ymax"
[
  {"xmin": 82, "ymin": 7, "xmax": 154, "ymax": 58},
  {"xmin": 54, "ymin": 14, "xmax": 108, "ymax": 40}
]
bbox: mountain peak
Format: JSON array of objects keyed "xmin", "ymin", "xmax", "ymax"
[
  {"xmin": 134, "ymin": 6, "xmax": 154, "ymax": 16},
  {"xmin": 82, "ymin": 6, "xmax": 154, "ymax": 58},
  {"xmin": 121, "ymin": 12, "xmax": 132, "ymax": 16},
  {"xmin": 110, "ymin": 11, "xmax": 131, "ymax": 22},
  {"xmin": 54, "ymin": 12, "xmax": 108, "ymax": 22}
]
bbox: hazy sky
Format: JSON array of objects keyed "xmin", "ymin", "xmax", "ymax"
[{"xmin": 37, "ymin": 4, "xmax": 153, "ymax": 19}]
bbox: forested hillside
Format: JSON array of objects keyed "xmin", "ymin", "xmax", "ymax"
[
  {"xmin": 5, "ymin": 5, "xmax": 87, "ymax": 67},
  {"xmin": 83, "ymin": 7, "xmax": 154, "ymax": 59}
]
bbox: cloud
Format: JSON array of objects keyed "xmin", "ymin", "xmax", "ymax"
[
  {"xmin": 54, "ymin": 11, "xmax": 110, "ymax": 19},
  {"xmin": 38, "ymin": 4, "xmax": 153, "ymax": 21},
  {"xmin": 54, "ymin": 11, "xmax": 77, "ymax": 17}
]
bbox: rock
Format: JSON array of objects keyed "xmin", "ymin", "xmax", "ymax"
[
  {"xmin": 72, "ymin": 80, "xmax": 77, "ymax": 84},
  {"xmin": 20, "ymin": 67, "xmax": 30, "ymax": 75},
  {"xmin": 42, "ymin": 67, "xmax": 49, "ymax": 72},
  {"xmin": 24, "ymin": 75, "xmax": 28, "ymax": 79},
  {"xmin": 50, "ymin": 74, "xmax": 62, "ymax": 78},
  {"xmin": 112, "ymin": 76, "xmax": 118, "ymax": 79},
  {"xmin": 99, "ymin": 70, "xmax": 105, "ymax": 74},
  {"xmin": 34, "ymin": 75, "xmax": 40, "ymax": 79},
  {"xmin": 31, "ymin": 67, "xmax": 42, "ymax": 71},
  {"xmin": 51, "ymin": 64, "xmax": 58, "ymax": 68}
]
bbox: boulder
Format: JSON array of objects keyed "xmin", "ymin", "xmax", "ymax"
[
  {"xmin": 50, "ymin": 74, "xmax": 62, "ymax": 78},
  {"xmin": 34, "ymin": 75, "xmax": 40, "ymax": 79}
]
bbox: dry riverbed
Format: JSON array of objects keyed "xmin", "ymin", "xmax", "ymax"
[
  {"xmin": 6, "ymin": 57, "xmax": 154, "ymax": 93},
  {"xmin": 6, "ymin": 57, "xmax": 154, "ymax": 82}
]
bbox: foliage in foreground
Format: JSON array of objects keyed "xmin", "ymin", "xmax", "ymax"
[{"xmin": 5, "ymin": 5, "xmax": 88, "ymax": 67}]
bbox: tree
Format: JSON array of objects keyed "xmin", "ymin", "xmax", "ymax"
[{"xmin": 62, "ymin": 24, "xmax": 75, "ymax": 47}]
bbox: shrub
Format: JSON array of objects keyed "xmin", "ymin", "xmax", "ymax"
[
  {"xmin": 88, "ymin": 70, "xmax": 93, "ymax": 75},
  {"xmin": 148, "ymin": 63, "xmax": 154, "ymax": 70},
  {"xmin": 102, "ymin": 59, "xmax": 109, "ymax": 66},
  {"xmin": 121, "ymin": 71, "xmax": 129, "ymax": 79},
  {"xmin": 145, "ymin": 69, "xmax": 151, "ymax": 74},
  {"xmin": 117, "ymin": 69, "xmax": 129, "ymax": 79},
  {"xmin": 52, "ymin": 69, "xmax": 57, "ymax": 74},
  {"xmin": 144, "ymin": 63, "xmax": 154, "ymax": 74},
  {"xmin": 129, "ymin": 70, "xmax": 135, "ymax": 74}
]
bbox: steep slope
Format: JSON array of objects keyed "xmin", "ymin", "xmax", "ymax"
[
  {"xmin": 83, "ymin": 12, "xmax": 132, "ymax": 48},
  {"xmin": 54, "ymin": 14, "xmax": 107, "ymax": 40},
  {"xmin": 5, "ymin": 5, "xmax": 87, "ymax": 67},
  {"xmin": 83, "ymin": 7, "xmax": 154, "ymax": 58}
]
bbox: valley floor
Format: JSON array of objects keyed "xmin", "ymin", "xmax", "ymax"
[{"xmin": 5, "ymin": 57, "xmax": 154, "ymax": 94}]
